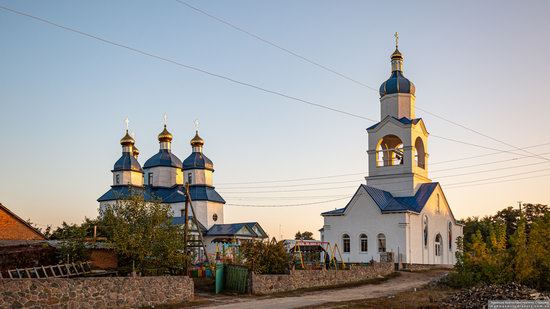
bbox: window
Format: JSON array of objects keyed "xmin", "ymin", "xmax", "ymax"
[
  {"xmin": 212, "ymin": 213, "xmax": 218, "ymax": 222},
  {"xmin": 115, "ymin": 174, "xmax": 120, "ymax": 185},
  {"xmin": 148, "ymin": 173, "xmax": 153, "ymax": 185},
  {"xmin": 435, "ymin": 234, "xmax": 442, "ymax": 256},
  {"xmin": 342, "ymin": 234, "xmax": 350, "ymax": 253},
  {"xmin": 187, "ymin": 173, "xmax": 192, "ymax": 184},
  {"xmin": 436, "ymin": 194, "xmax": 441, "ymax": 214},
  {"xmin": 377, "ymin": 233, "xmax": 386, "ymax": 253},
  {"xmin": 180, "ymin": 209, "xmax": 185, "ymax": 217},
  {"xmin": 448, "ymin": 222, "xmax": 453, "ymax": 251},
  {"xmin": 360, "ymin": 234, "xmax": 368, "ymax": 252},
  {"xmin": 423, "ymin": 216, "xmax": 429, "ymax": 248}
]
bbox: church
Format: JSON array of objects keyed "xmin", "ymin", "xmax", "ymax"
[
  {"xmin": 97, "ymin": 122, "xmax": 268, "ymax": 259},
  {"xmin": 320, "ymin": 40, "xmax": 463, "ymax": 266}
]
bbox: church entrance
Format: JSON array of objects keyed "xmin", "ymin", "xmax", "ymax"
[{"xmin": 434, "ymin": 234, "xmax": 442, "ymax": 264}]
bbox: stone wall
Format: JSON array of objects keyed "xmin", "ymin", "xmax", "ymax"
[
  {"xmin": 250, "ymin": 262, "xmax": 394, "ymax": 295},
  {"xmin": 0, "ymin": 276, "xmax": 193, "ymax": 308}
]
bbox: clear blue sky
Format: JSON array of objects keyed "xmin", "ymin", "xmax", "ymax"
[{"xmin": 1, "ymin": 0, "xmax": 549, "ymax": 239}]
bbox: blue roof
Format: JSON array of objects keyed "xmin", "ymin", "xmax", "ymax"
[
  {"xmin": 379, "ymin": 71, "xmax": 415, "ymax": 97},
  {"xmin": 206, "ymin": 222, "xmax": 267, "ymax": 238},
  {"xmin": 321, "ymin": 183, "xmax": 438, "ymax": 216},
  {"xmin": 98, "ymin": 184, "xmax": 225, "ymax": 204},
  {"xmin": 143, "ymin": 149, "xmax": 182, "ymax": 169},
  {"xmin": 367, "ymin": 117, "xmax": 422, "ymax": 130},
  {"xmin": 97, "ymin": 186, "xmax": 154, "ymax": 202},
  {"xmin": 113, "ymin": 153, "xmax": 143, "ymax": 172},
  {"xmin": 183, "ymin": 152, "xmax": 214, "ymax": 171},
  {"xmin": 188, "ymin": 185, "xmax": 225, "ymax": 203}
]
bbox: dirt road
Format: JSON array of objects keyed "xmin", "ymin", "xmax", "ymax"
[{"xmin": 202, "ymin": 270, "xmax": 448, "ymax": 309}]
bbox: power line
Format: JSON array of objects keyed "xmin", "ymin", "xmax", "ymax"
[
  {"xmin": 217, "ymin": 171, "xmax": 365, "ymax": 185},
  {"xmin": 430, "ymin": 142, "xmax": 550, "ymax": 165},
  {"xmin": 219, "ymin": 179, "xmax": 363, "ymax": 189},
  {"xmin": 174, "ymin": 0, "xmax": 378, "ymax": 92},
  {"xmin": 0, "ymin": 4, "xmax": 376, "ymax": 123},
  {"xmin": 445, "ymin": 173, "xmax": 550, "ymax": 190},
  {"xmin": 444, "ymin": 166, "xmax": 550, "ymax": 187},
  {"xmin": 174, "ymin": 1, "xmax": 549, "ymax": 162},
  {"xmin": 431, "ymin": 150, "xmax": 550, "ymax": 173},
  {"xmin": 225, "ymin": 196, "xmax": 350, "ymax": 207},
  {"xmin": 1, "ymin": 4, "xmax": 543, "ymax": 161}
]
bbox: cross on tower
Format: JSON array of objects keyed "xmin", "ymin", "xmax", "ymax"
[
  {"xmin": 124, "ymin": 117, "xmax": 129, "ymax": 131},
  {"xmin": 394, "ymin": 32, "xmax": 399, "ymax": 48},
  {"xmin": 163, "ymin": 113, "xmax": 168, "ymax": 126},
  {"xmin": 194, "ymin": 119, "xmax": 200, "ymax": 132}
]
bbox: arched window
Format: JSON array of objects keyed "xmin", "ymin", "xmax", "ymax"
[
  {"xmin": 436, "ymin": 194, "xmax": 441, "ymax": 214},
  {"xmin": 423, "ymin": 216, "xmax": 429, "ymax": 248},
  {"xmin": 435, "ymin": 234, "xmax": 442, "ymax": 256},
  {"xmin": 377, "ymin": 233, "xmax": 386, "ymax": 253},
  {"xmin": 376, "ymin": 135, "xmax": 404, "ymax": 167},
  {"xmin": 342, "ymin": 234, "xmax": 350, "ymax": 253},
  {"xmin": 414, "ymin": 137, "xmax": 426, "ymax": 169},
  {"xmin": 448, "ymin": 222, "xmax": 453, "ymax": 251},
  {"xmin": 360, "ymin": 234, "xmax": 368, "ymax": 252}
]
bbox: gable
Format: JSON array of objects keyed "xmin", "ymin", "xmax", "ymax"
[
  {"xmin": 420, "ymin": 184, "xmax": 459, "ymax": 224},
  {"xmin": 0, "ymin": 204, "xmax": 46, "ymax": 241}
]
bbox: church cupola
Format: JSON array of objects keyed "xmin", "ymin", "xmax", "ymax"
[
  {"xmin": 112, "ymin": 123, "xmax": 144, "ymax": 187},
  {"xmin": 378, "ymin": 33, "xmax": 416, "ymax": 120},
  {"xmin": 143, "ymin": 116, "xmax": 183, "ymax": 187},
  {"xmin": 158, "ymin": 124, "xmax": 173, "ymax": 150},
  {"xmin": 190, "ymin": 131, "xmax": 205, "ymax": 153}
]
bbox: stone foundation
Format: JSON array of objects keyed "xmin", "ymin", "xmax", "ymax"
[
  {"xmin": 250, "ymin": 262, "xmax": 394, "ymax": 295},
  {"xmin": 0, "ymin": 276, "xmax": 193, "ymax": 308}
]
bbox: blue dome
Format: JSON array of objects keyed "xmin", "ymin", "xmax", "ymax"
[
  {"xmin": 379, "ymin": 71, "xmax": 416, "ymax": 97},
  {"xmin": 113, "ymin": 153, "xmax": 143, "ymax": 172},
  {"xmin": 183, "ymin": 152, "xmax": 214, "ymax": 171},
  {"xmin": 143, "ymin": 149, "xmax": 183, "ymax": 169}
]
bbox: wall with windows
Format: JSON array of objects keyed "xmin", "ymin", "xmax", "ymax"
[
  {"xmin": 322, "ymin": 188, "xmax": 406, "ymax": 263},
  {"xmin": 408, "ymin": 185, "xmax": 463, "ymax": 265},
  {"xmin": 184, "ymin": 169, "xmax": 213, "ymax": 186}
]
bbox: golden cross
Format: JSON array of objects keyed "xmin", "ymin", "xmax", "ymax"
[{"xmin": 394, "ymin": 32, "xmax": 399, "ymax": 48}]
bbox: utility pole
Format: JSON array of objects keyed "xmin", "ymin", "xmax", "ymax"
[{"xmin": 517, "ymin": 201, "xmax": 522, "ymax": 213}]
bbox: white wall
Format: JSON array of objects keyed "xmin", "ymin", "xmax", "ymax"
[
  {"xmin": 144, "ymin": 166, "xmax": 180, "ymax": 187},
  {"xmin": 322, "ymin": 188, "xmax": 406, "ymax": 263}
]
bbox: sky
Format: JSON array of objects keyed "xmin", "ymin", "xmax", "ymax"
[{"xmin": 1, "ymin": 0, "xmax": 549, "ymax": 240}]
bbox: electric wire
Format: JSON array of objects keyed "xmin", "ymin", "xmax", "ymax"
[
  {"xmin": 175, "ymin": 0, "xmax": 549, "ymax": 162},
  {"xmin": 225, "ymin": 196, "xmax": 350, "ymax": 207},
  {"xmin": 0, "ymin": 4, "xmax": 544, "ymax": 161}
]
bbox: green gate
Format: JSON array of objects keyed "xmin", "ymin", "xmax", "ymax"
[{"xmin": 225, "ymin": 265, "xmax": 249, "ymax": 293}]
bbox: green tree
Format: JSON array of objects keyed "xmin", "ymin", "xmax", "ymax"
[
  {"xmin": 100, "ymin": 193, "xmax": 187, "ymax": 274},
  {"xmin": 509, "ymin": 218, "xmax": 533, "ymax": 283},
  {"xmin": 295, "ymin": 231, "xmax": 315, "ymax": 240},
  {"xmin": 526, "ymin": 213, "xmax": 550, "ymax": 290},
  {"xmin": 240, "ymin": 238, "xmax": 291, "ymax": 274}
]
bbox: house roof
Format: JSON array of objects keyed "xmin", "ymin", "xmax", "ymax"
[
  {"xmin": 171, "ymin": 216, "xmax": 207, "ymax": 232},
  {"xmin": 0, "ymin": 203, "xmax": 48, "ymax": 240},
  {"xmin": 143, "ymin": 149, "xmax": 183, "ymax": 169},
  {"xmin": 97, "ymin": 184, "xmax": 225, "ymax": 204},
  {"xmin": 206, "ymin": 222, "xmax": 267, "ymax": 238},
  {"xmin": 366, "ymin": 117, "xmax": 423, "ymax": 131},
  {"xmin": 321, "ymin": 183, "xmax": 439, "ymax": 216}
]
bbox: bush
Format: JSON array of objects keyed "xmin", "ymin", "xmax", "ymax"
[{"xmin": 239, "ymin": 238, "xmax": 291, "ymax": 274}]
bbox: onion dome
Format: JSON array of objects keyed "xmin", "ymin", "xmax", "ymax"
[
  {"xmin": 120, "ymin": 130, "xmax": 135, "ymax": 146},
  {"xmin": 158, "ymin": 125, "xmax": 173, "ymax": 143},
  {"xmin": 190, "ymin": 131, "xmax": 204, "ymax": 147},
  {"xmin": 379, "ymin": 48, "xmax": 416, "ymax": 98},
  {"xmin": 132, "ymin": 145, "xmax": 140, "ymax": 158}
]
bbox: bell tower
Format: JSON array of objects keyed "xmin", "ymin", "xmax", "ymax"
[{"xmin": 366, "ymin": 35, "xmax": 430, "ymax": 197}]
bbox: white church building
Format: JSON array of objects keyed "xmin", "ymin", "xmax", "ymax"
[
  {"xmin": 320, "ymin": 41, "xmax": 463, "ymax": 266},
  {"xmin": 98, "ymin": 123, "xmax": 268, "ymax": 260}
]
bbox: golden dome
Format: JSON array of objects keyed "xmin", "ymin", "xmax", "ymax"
[
  {"xmin": 391, "ymin": 48, "xmax": 403, "ymax": 60},
  {"xmin": 120, "ymin": 130, "xmax": 135, "ymax": 146},
  {"xmin": 158, "ymin": 125, "xmax": 173, "ymax": 143},
  {"xmin": 190, "ymin": 131, "xmax": 204, "ymax": 147},
  {"xmin": 132, "ymin": 145, "xmax": 140, "ymax": 157}
]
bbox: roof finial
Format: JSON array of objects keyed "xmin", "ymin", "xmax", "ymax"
[
  {"xmin": 394, "ymin": 32, "xmax": 399, "ymax": 49},
  {"xmin": 124, "ymin": 117, "xmax": 130, "ymax": 131},
  {"xmin": 194, "ymin": 119, "xmax": 200, "ymax": 132},
  {"xmin": 163, "ymin": 113, "xmax": 168, "ymax": 127}
]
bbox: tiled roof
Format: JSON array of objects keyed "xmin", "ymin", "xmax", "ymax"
[
  {"xmin": 143, "ymin": 149, "xmax": 182, "ymax": 169},
  {"xmin": 321, "ymin": 183, "xmax": 438, "ymax": 216},
  {"xmin": 113, "ymin": 153, "xmax": 143, "ymax": 172}
]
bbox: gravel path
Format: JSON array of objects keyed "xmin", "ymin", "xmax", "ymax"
[{"xmin": 202, "ymin": 270, "xmax": 448, "ymax": 309}]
